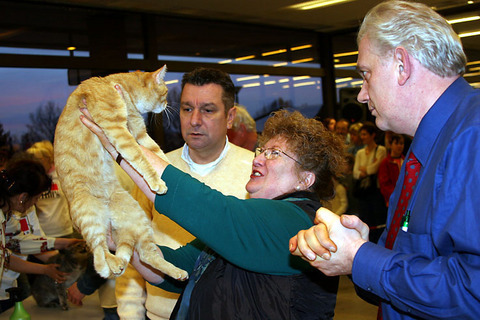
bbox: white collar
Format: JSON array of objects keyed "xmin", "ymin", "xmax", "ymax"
[{"xmin": 181, "ymin": 137, "xmax": 230, "ymax": 176}]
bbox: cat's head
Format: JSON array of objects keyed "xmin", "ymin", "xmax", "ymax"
[{"xmin": 135, "ymin": 65, "xmax": 168, "ymax": 114}]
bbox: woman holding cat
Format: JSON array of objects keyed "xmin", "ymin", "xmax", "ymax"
[
  {"xmin": 0, "ymin": 160, "xmax": 72, "ymax": 312},
  {"xmin": 81, "ymin": 108, "xmax": 345, "ymax": 319}
]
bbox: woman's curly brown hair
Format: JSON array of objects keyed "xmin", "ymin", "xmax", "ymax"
[{"xmin": 259, "ymin": 110, "xmax": 346, "ymax": 200}]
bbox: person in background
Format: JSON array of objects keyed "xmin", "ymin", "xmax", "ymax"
[
  {"xmin": 82, "ymin": 107, "xmax": 345, "ymax": 320},
  {"xmin": 323, "ymin": 177, "xmax": 348, "ymax": 216},
  {"xmin": 291, "ymin": 1, "xmax": 480, "ymax": 318},
  {"xmin": 378, "ymin": 133, "xmax": 405, "ymax": 207},
  {"xmin": 346, "ymin": 122, "xmax": 364, "ymax": 156},
  {"xmin": 322, "ymin": 117, "xmax": 336, "ymax": 132},
  {"xmin": 353, "ymin": 121, "xmax": 387, "ymax": 239},
  {"xmin": 0, "ymin": 160, "xmax": 72, "ymax": 313},
  {"xmin": 227, "ymin": 104, "xmax": 258, "ymax": 151},
  {"xmin": 26, "ymin": 141, "xmax": 77, "ymax": 238},
  {"xmin": 115, "ymin": 68, "xmax": 254, "ymax": 320},
  {"xmin": 335, "ymin": 118, "xmax": 351, "ymax": 146}
]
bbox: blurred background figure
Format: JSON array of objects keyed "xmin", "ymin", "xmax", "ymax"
[
  {"xmin": 346, "ymin": 122, "xmax": 364, "ymax": 156},
  {"xmin": 322, "ymin": 117, "xmax": 336, "ymax": 132},
  {"xmin": 335, "ymin": 118, "xmax": 351, "ymax": 146},
  {"xmin": 26, "ymin": 141, "xmax": 77, "ymax": 239},
  {"xmin": 353, "ymin": 122, "xmax": 387, "ymax": 243},
  {"xmin": 227, "ymin": 104, "xmax": 258, "ymax": 151},
  {"xmin": 378, "ymin": 133, "xmax": 405, "ymax": 207}
]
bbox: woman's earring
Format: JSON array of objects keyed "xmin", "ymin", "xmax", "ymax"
[{"xmin": 295, "ymin": 185, "xmax": 301, "ymax": 191}]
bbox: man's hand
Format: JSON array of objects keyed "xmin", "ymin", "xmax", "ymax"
[
  {"xmin": 67, "ymin": 282, "xmax": 85, "ymax": 306},
  {"xmin": 290, "ymin": 208, "xmax": 369, "ymax": 276}
]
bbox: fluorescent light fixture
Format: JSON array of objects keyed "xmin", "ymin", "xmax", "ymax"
[
  {"xmin": 447, "ymin": 16, "xmax": 480, "ymax": 24},
  {"xmin": 288, "ymin": 0, "xmax": 354, "ymax": 10},
  {"xmin": 264, "ymin": 81, "xmax": 276, "ymax": 85},
  {"xmin": 293, "ymin": 76, "xmax": 311, "ymax": 81},
  {"xmin": 464, "ymin": 71, "xmax": 480, "ymax": 77},
  {"xmin": 467, "ymin": 60, "xmax": 480, "ymax": 66},
  {"xmin": 350, "ymin": 80, "xmax": 364, "ymax": 86},
  {"xmin": 292, "ymin": 58, "xmax": 314, "ymax": 64},
  {"xmin": 459, "ymin": 30, "xmax": 480, "ymax": 38},
  {"xmin": 335, "ymin": 62, "xmax": 357, "ymax": 68},
  {"xmin": 165, "ymin": 80, "xmax": 178, "ymax": 85},
  {"xmin": 282, "ymin": 85, "xmax": 290, "ymax": 89},
  {"xmin": 262, "ymin": 49, "xmax": 287, "ymax": 56},
  {"xmin": 291, "ymin": 44, "xmax": 312, "ymax": 51},
  {"xmin": 243, "ymin": 82, "xmax": 261, "ymax": 88},
  {"xmin": 470, "ymin": 66, "xmax": 480, "ymax": 72},
  {"xmin": 237, "ymin": 75, "xmax": 260, "ymax": 82},
  {"xmin": 279, "ymin": 78, "xmax": 290, "ymax": 83},
  {"xmin": 334, "ymin": 51, "xmax": 358, "ymax": 58},
  {"xmin": 67, "ymin": 46, "xmax": 76, "ymax": 51},
  {"xmin": 335, "ymin": 77, "xmax": 353, "ymax": 83},
  {"xmin": 294, "ymin": 81, "xmax": 316, "ymax": 87},
  {"xmin": 218, "ymin": 59, "xmax": 232, "ymax": 64},
  {"xmin": 273, "ymin": 62, "xmax": 288, "ymax": 67},
  {"xmin": 236, "ymin": 55, "xmax": 255, "ymax": 61}
]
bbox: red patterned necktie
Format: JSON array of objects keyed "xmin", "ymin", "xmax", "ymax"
[
  {"xmin": 378, "ymin": 152, "xmax": 421, "ymax": 319},
  {"xmin": 384, "ymin": 152, "xmax": 421, "ymax": 249}
]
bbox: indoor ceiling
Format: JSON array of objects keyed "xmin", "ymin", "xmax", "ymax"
[
  {"xmin": 26, "ymin": 0, "xmax": 480, "ymax": 33},
  {"xmin": 23, "ymin": 0, "xmax": 480, "ymax": 65},
  {"xmin": 23, "ymin": 0, "xmax": 480, "ymax": 32}
]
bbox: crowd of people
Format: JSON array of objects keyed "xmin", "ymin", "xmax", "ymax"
[{"xmin": 1, "ymin": 1, "xmax": 480, "ymax": 319}]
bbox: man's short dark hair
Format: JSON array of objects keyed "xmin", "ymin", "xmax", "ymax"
[{"xmin": 181, "ymin": 68, "xmax": 235, "ymax": 113}]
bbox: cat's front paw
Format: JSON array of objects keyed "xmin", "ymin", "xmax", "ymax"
[{"xmin": 148, "ymin": 178, "xmax": 168, "ymax": 194}]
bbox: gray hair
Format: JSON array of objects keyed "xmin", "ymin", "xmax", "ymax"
[
  {"xmin": 231, "ymin": 105, "xmax": 256, "ymax": 132},
  {"xmin": 358, "ymin": 0, "xmax": 467, "ymax": 77}
]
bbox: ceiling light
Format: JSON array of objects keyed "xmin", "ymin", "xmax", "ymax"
[
  {"xmin": 467, "ymin": 60, "xmax": 480, "ymax": 66},
  {"xmin": 288, "ymin": 0, "xmax": 354, "ymax": 10},
  {"xmin": 67, "ymin": 46, "xmax": 76, "ymax": 51},
  {"xmin": 447, "ymin": 16, "xmax": 480, "ymax": 24},
  {"xmin": 291, "ymin": 44, "xmax": 313, "ymax": 51},
  {"xmin": 335, "ymin": 62, "xmax": 357, "ymax": 68},
  {"xmin": 262, "ymin": 49, "xmax": 287, "ymax": 56},
  {"xmin": 459, "ymin": 30, "xmax": 480, "ymax": 38},
  {"xmin": 292, "ymin": 58, "xmax": 314, "ymax": 64},
  {"xmin": 273, "ymin": 62, "xmax": 288, "ymax": 67},
  {"xmin": 294, "ymin": 81, "xmax": 316, "ymax": 87},
  {"xmin": 236, "ymin": 55, "xmax": 255, "ymax": 61},
  {"xmin": 237, "ymin": 75, "xmax": 260, "ymax": 82},
  {"xmin": 218, "ymin": 59, "xmax": 232, "ymax": 64},
  {"xmin": 242, "ymin": 82, "xmax": 261, "ymax": 88},
  {"xmin": 293, "ymin": 76, "xmax": 311, "ymax": 81},
  {"xmin": 336, "ymin": 77, "xmax": 353, "ymax": 83},
  {"xmin": 334, "ymin": 51, "xmax": 358, "ymax": 58}
]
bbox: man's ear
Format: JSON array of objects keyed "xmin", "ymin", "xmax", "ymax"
[
  {"xmin": 226, "ymin": 106, "xmax": 237, "ymax": 130},
  {"xmin": 395, "ymin": 47, "xmax": 411, "ymax": 86}
]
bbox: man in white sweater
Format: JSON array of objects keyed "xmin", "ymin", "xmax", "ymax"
[{"xmin": 115, "ymin": 68, "xmax": 253, "ymax": 320}]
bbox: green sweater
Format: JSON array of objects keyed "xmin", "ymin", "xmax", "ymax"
[{"xmin": 155, "ymin": 165, "xmax": 315, "ymax": 277}]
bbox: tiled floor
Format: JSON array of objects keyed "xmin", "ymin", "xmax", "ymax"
[{"xmin": 0, "ymin": 276, "xmax": 377, "ymax": 319}]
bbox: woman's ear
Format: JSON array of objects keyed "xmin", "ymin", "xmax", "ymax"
[{"xmin": 301, "ymin": 171, "xmax": 316, "ymax": 189}]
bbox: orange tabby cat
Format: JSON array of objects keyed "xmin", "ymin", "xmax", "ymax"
[{"xmin": 54, "ymin": 66, "xmax": 188, "ymax": 280}]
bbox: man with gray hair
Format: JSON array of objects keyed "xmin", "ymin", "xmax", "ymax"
[
  {"xmin": 291, "ymin": 1, "xmax": 480, "ymax": 319},
  {"xmin": 227, "ymin": 104, "xmax": 258, "ymax": 151}
]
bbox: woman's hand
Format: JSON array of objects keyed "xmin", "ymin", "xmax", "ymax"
[
  {"xmin": 79, "ymin": 108, "xmax": 118, "ymax": 159},
  {"xmin": 44, "ymin": 263, "xmax": 69, "ymax": 283}
]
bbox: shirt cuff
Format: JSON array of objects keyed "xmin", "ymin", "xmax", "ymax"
[{"xmin": 352, "ymin": 241, "xmax": 391, "ymax": 298}]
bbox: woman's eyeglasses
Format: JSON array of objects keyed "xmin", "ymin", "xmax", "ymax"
[{"xmin": 255, "ymin": 147, "xmax": 302, "ymax": 165}]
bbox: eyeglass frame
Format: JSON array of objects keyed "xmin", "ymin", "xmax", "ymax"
[{"xmin": 255, "ymin": 147, "xmax": 302, "ymax": 166}]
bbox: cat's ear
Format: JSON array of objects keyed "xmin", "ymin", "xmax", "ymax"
[{"xmin": 154, "ymin": 65, "xmax": 167, "ymax": 83}]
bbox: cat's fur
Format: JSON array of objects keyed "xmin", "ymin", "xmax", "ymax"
[
  {"xmin": 31, "ymin": 242, "xmax": 90, "ymax": 310},
  {"xmin": 54, "ymin": 66, "xmax": 188, "ymax": 280}
]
